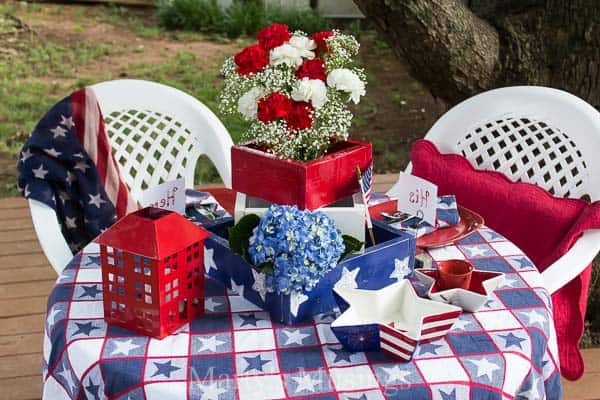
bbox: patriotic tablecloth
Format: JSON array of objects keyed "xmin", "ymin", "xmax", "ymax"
[{"xmin": 42, "ymin": 226, "xmax": 562, "ymax": 399}]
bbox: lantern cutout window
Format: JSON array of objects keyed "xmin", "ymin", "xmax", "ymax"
[{"xmin": 95, "ymin": 207, "xmax": 210, "ymax": 339}]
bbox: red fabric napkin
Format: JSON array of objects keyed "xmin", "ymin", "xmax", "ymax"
[{"xmin": 410, "ymin": 139, "xmax": 600, "ymax": 380}]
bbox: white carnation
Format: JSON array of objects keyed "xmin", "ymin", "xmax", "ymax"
[
  {"xmin": 326, "ymin": 68, "xmax": 366, "ymax": 104},
  {"xmin": 237, "ymin": 87, "xmax": 263, "ymax": 120},
  {"xmin": 288, "ymin": 35, "xmax": 316, "ymax": 59},
  {"xmin": 291, "ymin": 78, "xmax": 327, "ymax": 109},
  {"xmin": 270, "ymin": 44, "xmax": 304, "ymax": 68}
]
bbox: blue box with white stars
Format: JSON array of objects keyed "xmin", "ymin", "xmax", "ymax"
[{"xmin": 203, "ymin": 220, "xmax": 416, "ymax": 324}]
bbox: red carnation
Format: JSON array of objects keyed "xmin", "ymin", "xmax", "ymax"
[
  {"xmin": 295, "ymin": 59, "xmax": 327, "ymax": 81},
  {"xmin": 311, "ymin": 31, "xmax": 334, "ymax": 52},
  {"xmin": 257, "ymin": 23, "xmax": 292, "ymax": 50},
  {"xmin": 234, "ymin": 44, "xmax": 269, "ymax": 76},
  {"xmin": 286, "ymin": 101, "xmax": 314, "ymax": 130},
  {"xmin": 257, "ymin": 92, "xmax": 293, "ymax": 124}
]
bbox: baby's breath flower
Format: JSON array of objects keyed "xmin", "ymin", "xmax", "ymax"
[{"xmin": 219, "ymin": 29, "xmax": 366, "ymax": 161}]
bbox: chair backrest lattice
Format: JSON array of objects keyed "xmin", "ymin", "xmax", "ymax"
[
  {"xmin": 91, "ymin": 79, "xmax": 234, "ymax": 203},
  {"xmin": 104, "ymin": 108, "xmax": 200, "ymax": 199},
  {"xmin": 418, "ymin": 86, "xmax": 600, "ymax": 202},
  {"xmin": 456, "ymin": 116, "xmax": 588, "ymax": 198}
]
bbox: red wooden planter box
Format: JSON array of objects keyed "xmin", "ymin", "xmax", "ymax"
[{"xmin": 231, "ymin": 139, "xmax": 373, "ymax": 210}]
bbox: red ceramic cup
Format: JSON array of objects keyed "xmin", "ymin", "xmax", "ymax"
[{"xmin": 437, "ymin": 260, "xmax": 474, "ymax": 290}]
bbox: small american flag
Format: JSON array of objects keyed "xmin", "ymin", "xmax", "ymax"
[
  {"xmin": 361, "ymin": 163, "xmax": 373, "ymax": 203},
  {"xmin": 17, "ymin": 87, "xmax": 136, "ymax": 253}
]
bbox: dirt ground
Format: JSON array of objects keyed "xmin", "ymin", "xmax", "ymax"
[{"xmin": 0, "ymin": 2, "xmax": 446, "ymax": 195}]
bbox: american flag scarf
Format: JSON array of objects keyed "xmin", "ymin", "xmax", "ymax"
[{"xmin": 17, "ymin": 87, "xmax": 137, "ymax": 253}]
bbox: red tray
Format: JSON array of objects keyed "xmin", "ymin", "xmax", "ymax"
[{"xmin": 369, "ymin": 200, "xmax": 484, "ymax": 249}]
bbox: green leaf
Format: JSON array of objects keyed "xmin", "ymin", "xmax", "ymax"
[
  {"xmin": 228, "ymin": 213, "xmax": 260, "ymax": 261},
  {"xmin": 340, "ymin": 234, "xmax": 364, "ymax": 261},
  {"xmin": 257, "ymin": 262, "xmax": 274, "ymax": 275}
]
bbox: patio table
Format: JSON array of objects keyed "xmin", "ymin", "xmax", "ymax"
[{"xmin": 42, "ymin": 222, "xmax": 562, "ymax": 399}]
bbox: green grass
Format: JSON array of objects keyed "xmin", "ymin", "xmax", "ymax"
[
  {"xmin": 156, "ymin": 0, "xmax": 329, "ymax": 37},
  {"xmin": 120, "ymin": 50, "xmax": 249, "ymax": 144},
  {"xmin": 0, "ymin": 5, "xmax": 247, "ymax": 183}
]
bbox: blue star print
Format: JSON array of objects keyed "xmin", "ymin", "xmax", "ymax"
[
  {"xmin": 329, "ymin": 347, "xmax": 353, "ymax": 363},
  {"xmin": 85, "ymin": 378, "xmax": 101, "ymax": 400},
  {"xmin": 243, "ymin": 354, "xmax": 270, "ymax": 372},
  {"xmin": 514, "ymin": 257, "xmax": 533, "ymax": 269},
  {"xmin": 73, "ymin": 322, "xmax": 99, "ymax": 336},
  {"xmin": 419, "ymin": 342, "xmax": 443, "ymax": 355},
  {"xmin": 440, "ymin": 389, "xmax": 456, "ymax": 400},
  {"xmin": 78, "ymin": 285, "xmax": 101, "ymax": 298},
  {"xmin": 239, "ymin": 313, "xmax": 262, "ymax": 327},
  {"xmin": 500, "ymin": 332, "xmax": 526, "ymax": 349},
  {"xmin": 151, "ymin": 360, "xmax": 180, "ymax": 378},
  {"xmin": 85, "ymin": 255, "xmax": 101, "ymax": 266}
]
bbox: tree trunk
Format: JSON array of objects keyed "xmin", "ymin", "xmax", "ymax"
[{"xmin": 353, "ymin": 0, "xmax": 600, "ymax": 108}]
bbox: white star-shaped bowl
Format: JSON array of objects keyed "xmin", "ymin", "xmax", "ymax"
[
  {"xmin": 414, "ymin": 268, "xmax": 505, "ymax": 312},
  {"xmin": 331, "ymin": 280, "xmax": 462, "ymax": 361}
]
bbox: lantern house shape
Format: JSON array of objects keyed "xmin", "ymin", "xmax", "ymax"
[{"xmin": 95, "ymin": 207, "xmax": 210, "ymax": 339}]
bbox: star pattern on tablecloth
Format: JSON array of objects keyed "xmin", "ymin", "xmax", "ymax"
[
  {"xmin": 205, "ymin": 297, "xmax": 223, "ymax": 312},
  {"xmin": 110, "ymin": 339, "xmax": 141, "ymax": 356},
  {"xmin": 84, "ymin": 255, "xmax": 101, "ymax": 266},
  {"xmin": 78, "ymin": 284, "xmax": 101, "ymax": 298},
  {"xmin": 419, "ymin": 342, "xmax": 443, "ymax": 355},
  {"xmin": 329, "ymin": 346, "xmax": 353, "ymax": 363},
  {"xmin": 239, "ymin": 313, "xmax": 262, "ymax": 327},
  {"xmin": 440, "ymin": 388, "xmax": 456, "ymax": 400},
  {"xmin": 381, "ymin": 365, "xmax": 412, "ymax": 384},
  {"xmin": 57, "ymin": 362, "xmax": 77, "ymax": 395},
  {"xmin": 243, "ymin": 354, "xmax": 270, "ymax": 372},
  {"xmin": 292, "ymin": 374, "xmax": 321, "ymax": 393},
  {"xmin": 42, "ymin": 221, "xmax": 562, "ymax": 400},
  {"xmin": 195, "ymin": 381, "xmax": 228, "ymax": 400},
  {"xmin": 466, "ymin": 357, "xmax": 500, "ymax": 381},
  {"xmin": 197, "ymin": 335, "xmax": 226, "ymax": 353},
  {"xmin": 499, "ymin": 332, "xmax": 526, "ymax": 349},
  {"xmin": 84, "ymin": 377, "xmax": 101, "ymax": 400},
  {"xmin": 282, "ymin": 329, "xmax": 310, "ymax": 346},
  {"xmin": 151, "ymin": 360, "xmax": 180, "ymax": 378},
  {"xmin": 521, "ymin": 309, "xmax": 546, "ymax": 328},
  {"xmin": 73, "ymin": 321, "xmax": 100, "ymax": 336}
]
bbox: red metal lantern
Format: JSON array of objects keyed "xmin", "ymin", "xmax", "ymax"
[{"xmin": 95, "ymin": 207, "xmax": 210, "ymax": 339}]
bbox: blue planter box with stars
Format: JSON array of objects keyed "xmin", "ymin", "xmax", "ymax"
[{"xmin": 203, "ymin": 221, "xmax": 416, "ymax": 324}]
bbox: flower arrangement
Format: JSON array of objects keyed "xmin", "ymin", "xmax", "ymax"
[
  {"xmin": 228, "ymin": 205, "xmax": 362, "ymax": 295},
  {"xmin": 220, "ymin": 23, "xmax": 367, "ymax": 161}
]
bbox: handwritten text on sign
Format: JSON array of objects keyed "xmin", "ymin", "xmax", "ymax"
[
  {"xmin": 140, "ymin": 178, "xmax": 186, "ymax": 215},
  {"xmin": 387, "ymin": 172, "xmax": 438, "ymax": 226}
]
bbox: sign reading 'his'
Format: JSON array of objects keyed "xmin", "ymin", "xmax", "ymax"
[{"xmin": 388, "ymin": 172, "xmax": 438, "ymax": 226}]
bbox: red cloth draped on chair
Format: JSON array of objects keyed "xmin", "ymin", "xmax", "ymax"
[{"xmin": 410, "ymin": 139, "xmax": 600, "ymax": 380}]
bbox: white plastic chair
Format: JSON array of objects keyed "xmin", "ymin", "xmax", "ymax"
[
  {"xmin": 403, "ymin": 86, "xmax": 600, "ymax": 294},
  {"xmin": 29, "ymin": 79, "xmax": 233, "ymax": 275}
]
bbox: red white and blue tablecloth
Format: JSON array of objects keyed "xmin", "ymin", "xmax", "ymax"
[{"xmin": 42, "ymin": 226, "xmax": 562, "ymax": 399}]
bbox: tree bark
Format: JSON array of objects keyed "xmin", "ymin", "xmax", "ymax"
[{"xmin": 353, "ymin": 0, "xmax": 600, "ymax": 107}]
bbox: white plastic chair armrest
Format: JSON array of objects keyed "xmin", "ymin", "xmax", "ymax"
[
  {"xmin": 541, "ymin": 229, "xmax": 600, "ymax": 295},
  {"xmin": 28, "ymin": 199, "xmax": 73, "ymax": 275}
]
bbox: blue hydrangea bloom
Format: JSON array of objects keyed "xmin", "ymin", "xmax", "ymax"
[{"xmin": 248, "ymin": 205, "xmax": 345, "ymax": 295}]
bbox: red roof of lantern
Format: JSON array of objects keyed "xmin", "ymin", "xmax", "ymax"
[{"xmin": 94, "ymin": 207, "xmax": 210, "ymax": 258}]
